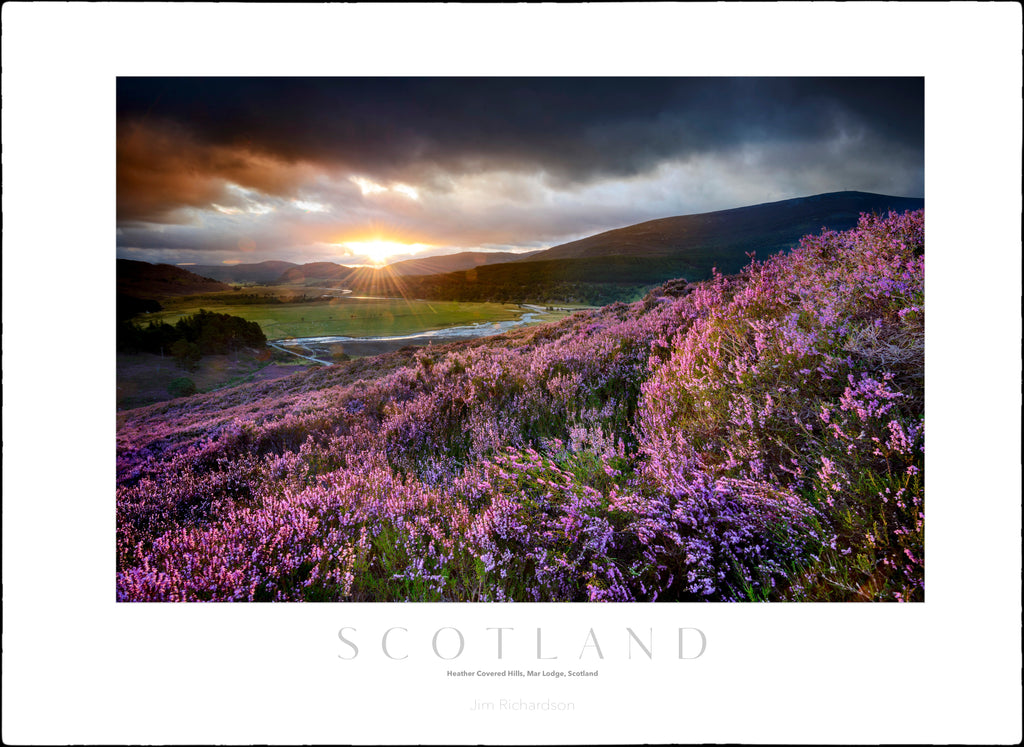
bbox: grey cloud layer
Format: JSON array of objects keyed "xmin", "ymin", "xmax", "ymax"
[{"xmin": 116, "ymin": 78, "xmax": 923, "ymax": 263}]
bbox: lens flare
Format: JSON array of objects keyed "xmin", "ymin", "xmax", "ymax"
[{"xmin": 343, "ymin": 240, "xmax": 430, "ymax": 266}]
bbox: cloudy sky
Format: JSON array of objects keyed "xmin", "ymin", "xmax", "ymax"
[{"xmin": 116, "ymin": 77, "xmax": 924, "ymax": 268}]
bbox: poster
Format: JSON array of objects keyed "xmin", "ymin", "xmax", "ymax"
[{"xmin": 3, "ymin": 4, "xmax": 1021, "ymax": 744}]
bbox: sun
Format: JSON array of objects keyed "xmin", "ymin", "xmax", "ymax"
[{"xmin": 343, "ymin": 240, "xmax": 430, "ymax": 266}]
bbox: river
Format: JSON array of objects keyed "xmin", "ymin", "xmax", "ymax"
[{"xmin": 270, "ymin": 305, "xmax": 558, "ymax": 363}]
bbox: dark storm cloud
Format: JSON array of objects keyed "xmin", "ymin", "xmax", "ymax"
[
  {"xmin": 118, "ymin": 78, "xmax": 706, "ymax": 179},
  {"xmin": 117, "ymin": 77, "xmax": 923, "ymax": 221},
  {"xmin": 116, "ymin": 119, "xmax": 324, "ymax": 223}
]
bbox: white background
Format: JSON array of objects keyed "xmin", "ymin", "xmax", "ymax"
[{"xmin": 3, "ymin": 3, "xmax": 1021, "ymax": 744}]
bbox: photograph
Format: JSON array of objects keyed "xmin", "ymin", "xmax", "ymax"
[{"xmin": 116, "ymin": 76, "xmax": 925, "ymax": 603}]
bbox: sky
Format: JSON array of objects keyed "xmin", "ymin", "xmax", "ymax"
[{"xmin": 116, "ymin": 77, "xmax": 924, "ymax": 268}]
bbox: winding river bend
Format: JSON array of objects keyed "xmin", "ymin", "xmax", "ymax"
[{"xmin": 270, "ymin": 306, "xmax": 554, "ymax": 364}]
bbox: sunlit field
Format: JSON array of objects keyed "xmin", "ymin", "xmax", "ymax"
[{"xmin": 139, "ymin": 298, "xmax": 546, "ymax": 340}]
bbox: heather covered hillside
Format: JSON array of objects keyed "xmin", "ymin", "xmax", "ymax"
[{"xmin": 117, "ymin": 210, "xmax": 925, "ymax": 602}]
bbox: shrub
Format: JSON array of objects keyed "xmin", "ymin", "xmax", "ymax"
[{"xmin": 167, "ymin": 377, "xmax": 197, "ymax": 398}]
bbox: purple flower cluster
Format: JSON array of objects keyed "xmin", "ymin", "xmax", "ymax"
[{"xmin": 117, "ymin": 210, "xmax": 925, "ymax": 601}]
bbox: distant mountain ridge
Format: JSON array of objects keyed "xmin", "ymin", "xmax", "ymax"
[
  {"xmin": 386, "ymin": 250, "xmax": 542, "ymax": 276},
  {"xmin": 191, "ymin": 261, "xmax": 298, "ymax": 283},
  {"xmin": 276, "ymin": 262, "xmax": 354, "ymax": 284}
]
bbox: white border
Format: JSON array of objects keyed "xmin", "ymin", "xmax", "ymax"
[{"xmin": 3, "ymin": 3, "xmax": 1021, "ymax": 744}]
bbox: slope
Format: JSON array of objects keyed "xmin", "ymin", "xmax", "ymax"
[
  {"xmin": 190, "ymin": 261, "xmax": 299, "ymax": 284},
  {"xmin": 116, "ymin": 258, "xmax": 231, "ymax": 299},
  {"xmin": 386, "ymin": 250, "xmax": 541, "ymax": 276}
]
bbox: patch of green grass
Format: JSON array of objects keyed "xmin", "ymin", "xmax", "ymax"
[{"xmin": 139, "ymin": 298, "xmax": 528, "ymax": 340}]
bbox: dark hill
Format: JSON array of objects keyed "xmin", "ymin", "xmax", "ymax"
[
  {"xmin": 525, "ymin": 191, "xmax": 924, "ymax": 263},
  {"xmin": 271, "ymin": 253, "xmax": 542, "ymax": 286},
  {"xmin": 276, "ymin": 262, "xmax": 354, "ymax": 285},
  {"xmin": 386, "ymin": 250, "xmax": 541, "ymax": 276},
  {"xmin": 117, "ymin": 259, "xmax": 231, "ymax": 299},
  {"xmin": 191, "ymin": 261, "xmax": 298, "ymax": 284},
  {"xmin": 390, "ymin": 255, "xmax": 706, "ymax": 305},
  {"xmin": 403, "ymin": 191, "xmax": 923, "ymax": 302}
]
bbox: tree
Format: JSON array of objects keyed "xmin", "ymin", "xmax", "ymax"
[
  {"xmin": 175, "ymin": 309, "xmax": 267, "ymax": 354},
  {"xmin": 170, "ymin": 339, "xmax": 202, "ymax": 371}
]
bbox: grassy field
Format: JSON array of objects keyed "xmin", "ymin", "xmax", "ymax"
[{"xmin": 138, "ymin": 298, "xmax": 540, "ymax": 339}]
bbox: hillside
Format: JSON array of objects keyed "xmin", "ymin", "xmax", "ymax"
[
  {"xmin": 116, "ymin": 258, "xmax": 231, "ymax": 299},
  {"xmin": 276, "ymin": 261, "xmax": 354, "ymax": 285},
  {"xmin": 241, "ymin": 192, "xmax": 924, "ymax": 305},
  {"xmin": 389, "ymin": 255, "xmax": 701, "ymax": 305},
  {"xmin": 264, "ymin": 252, "xmax": 541, "ymax": 286},
  {"xmin": 527, "ymin": 191, "xmax": 924, "ymax": 261},
  {"xmin": 341, "ymin": 191, "xmax": 923, "ymax": 304},
  {"xmin": 190, "ymin": 261, "xmax": 298, "ymax": 284},
  {"xmin": 386, "ymin": 250, "xmax": 541, "ymax": 276},
  {"xmin": 117, "ymin": 209, "xmax": 925, "ymax": 603}
]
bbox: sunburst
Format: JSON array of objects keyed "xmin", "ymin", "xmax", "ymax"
[{"xmin": 343, "ymin": 240, "xmax": 430, "ymax": 266}]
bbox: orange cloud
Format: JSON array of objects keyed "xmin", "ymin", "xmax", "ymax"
[{"xmin": 117, "ymin": 121, "xmax": 320, "ymax": 223}]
